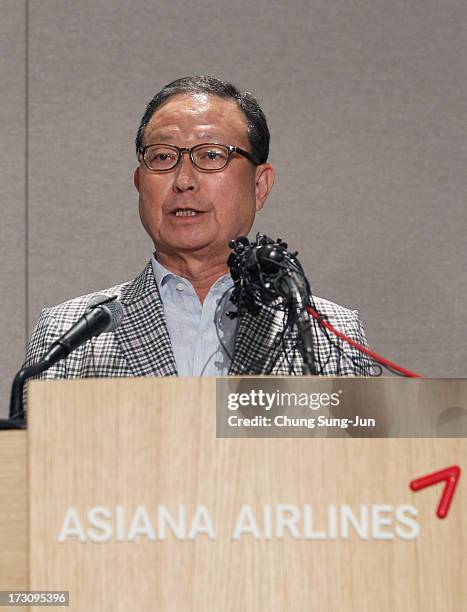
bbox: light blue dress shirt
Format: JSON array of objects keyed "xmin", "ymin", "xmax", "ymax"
[{"xmin": 151, "ymin": 254, "xmax": 236, "ymax": 376}]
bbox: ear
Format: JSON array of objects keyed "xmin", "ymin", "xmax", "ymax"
[
  {"xmin": 133, "ymin": 167, "xmax": 140, "ymax": 191},
  {"xmin": 254, "ymin": 163, "xmax": 275, "ymax": 211}
]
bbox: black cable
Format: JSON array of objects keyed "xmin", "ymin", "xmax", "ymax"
[{"xmin": 213, "ymin": 285, "xmax": 236, "ymax": 363}]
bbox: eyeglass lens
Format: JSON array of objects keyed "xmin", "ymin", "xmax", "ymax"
[{"xmin": 144, "ymin": 144, "xmax": 230, "ymax": 171}]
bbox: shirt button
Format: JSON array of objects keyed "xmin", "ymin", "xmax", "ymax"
[
  {"xmin": 175, "ymin": 282, "xmax": 185, "ymax": 291},
  {"xmin": 202, "ymin": 332, "xmax": 209, "ymax": 342}
]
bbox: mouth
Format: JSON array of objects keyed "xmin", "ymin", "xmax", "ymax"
[{"xmin": 171, "ymin": 208, "xmax": 204, "ymax": 217}]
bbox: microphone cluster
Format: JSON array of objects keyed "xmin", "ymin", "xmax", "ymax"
[
  {"xmin": 227, "ymin": 234, "xmax": 311, "ymax": 316},
  {"xmin": 227, "ymin": 234, "xmax": 316, "ymax": 374}
]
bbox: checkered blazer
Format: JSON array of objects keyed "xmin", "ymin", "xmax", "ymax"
[{"xmin": 25, "ymin": 261, "xmax": 373, "ymax": 380}]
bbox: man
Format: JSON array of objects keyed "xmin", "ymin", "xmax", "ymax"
[{"xmin": 25, "ymin": 76, "xmax": 372, "ymax": 379}]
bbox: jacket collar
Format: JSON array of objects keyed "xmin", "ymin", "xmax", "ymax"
[{"xmin": 115, "ymin": 262, "xmax": 178, "ymax": 377}]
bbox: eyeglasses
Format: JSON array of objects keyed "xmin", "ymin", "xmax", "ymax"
[{"xmin": 138, "ymin": 143, "xmax": 259, "ymax": 172}]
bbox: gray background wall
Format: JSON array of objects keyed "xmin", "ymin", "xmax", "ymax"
[{"xmin": 1, "ymin": 0, "xmax": 466, "ymax": 417}]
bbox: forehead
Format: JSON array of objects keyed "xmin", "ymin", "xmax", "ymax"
[{"xmin": 144, "ymin": 93, "xmax": 249, "ymax": 145}]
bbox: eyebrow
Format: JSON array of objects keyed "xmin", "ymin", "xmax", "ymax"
[
  {"xmin": 147, "ymin": 133, "xmax": 174, "ymax": 143},
  {"xmin": 145, "ymin": 132, "xmax": 219, "ymax": 144}
]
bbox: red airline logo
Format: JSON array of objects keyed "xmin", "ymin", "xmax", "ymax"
[{"xmin": 410, "ymin": 466, "xmax": 461, "ymax": 519}]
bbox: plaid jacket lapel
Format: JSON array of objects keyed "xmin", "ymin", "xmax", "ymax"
[{"xmin": 115, "ymin": 263, "xmax": 178, "ymax": 377}]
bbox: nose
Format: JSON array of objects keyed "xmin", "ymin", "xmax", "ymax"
[{"xmin": 172, "ymin": 150, "xmax": 198, "ymax": 193}]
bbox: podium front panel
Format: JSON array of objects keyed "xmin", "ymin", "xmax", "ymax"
[{"xmin": 28, "ymin": 378, "xmax": 466, "ymax": 611}]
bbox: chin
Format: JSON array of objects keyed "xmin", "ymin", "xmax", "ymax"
[
  {"xmin": 166, "ymin": 230, "xmax": 224, "ymax": 253},
  {"xmin": 170, "ymin": 237, "xmax": 230, "ymax": 256}
]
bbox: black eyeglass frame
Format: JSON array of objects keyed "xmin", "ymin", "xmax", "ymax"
[{"xmin": 137, "ymin": 142, "xmax": 259, "ymax": 172}]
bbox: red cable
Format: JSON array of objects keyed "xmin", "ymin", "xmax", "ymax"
[{"xmin": 306, "ymin": 306, "xmax": 423, "ymax": 378}]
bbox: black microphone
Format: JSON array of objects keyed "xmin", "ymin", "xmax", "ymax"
[
  {"xmin": 42, "ymin": 294, "xmax": 124, "ymax": 367},
  {"xmin": 9, "ymin": 295, "xmax": 124, "ymax": 420}
]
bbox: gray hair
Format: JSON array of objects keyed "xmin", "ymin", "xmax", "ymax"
[{"xmin": 135, "ymin": 75, "xmax": 270, "ymax": 164}]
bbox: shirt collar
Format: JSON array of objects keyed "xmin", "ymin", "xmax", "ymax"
[
  {"xmin": 150, "ymin": 253, "xmax": 174, "ymax": 291},
  {"xmin": 150, "ymin": 252, "xmax": 234, "ymax": 292}
]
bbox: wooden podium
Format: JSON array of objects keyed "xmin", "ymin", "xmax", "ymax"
[{"xmin": 0, "ymin": 377, "xmax": 466, "ymax": 611}]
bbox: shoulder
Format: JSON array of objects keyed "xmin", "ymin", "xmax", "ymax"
[
  {"xmin": 25, "ymin": 263, "xmax": 154, "ymax": 367},
  {"xmin": 42, "ymin": 281, "xmax": 127, "ymax": 325},
  {"xmin": 311, "ymin": 295, "xmax": 362, "ymax": 327},
  {"xmin": 36, "ymin": 283, "xmax": 128, "ymax": 337},
  {"xmin": 38, "ymin": 262, "xmax": 153, "ymax": 326},
  {"xmin": 311, "ymin": 294, "xmax": 369, "ymax": 349}
]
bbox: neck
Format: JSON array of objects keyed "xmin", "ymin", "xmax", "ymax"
[{"xmin": 155, "ymin": 250, "xmax": 230, "ymax": 303}]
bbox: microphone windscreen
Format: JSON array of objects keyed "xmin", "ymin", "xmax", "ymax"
[{"xmin": 87, "ymin": 294, "xmax": 124, "ymax": 332}]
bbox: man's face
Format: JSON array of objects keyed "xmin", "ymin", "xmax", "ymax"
[{"xmin": 134, "ymin": 94, "xmax": 274, "ymax": 261}]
